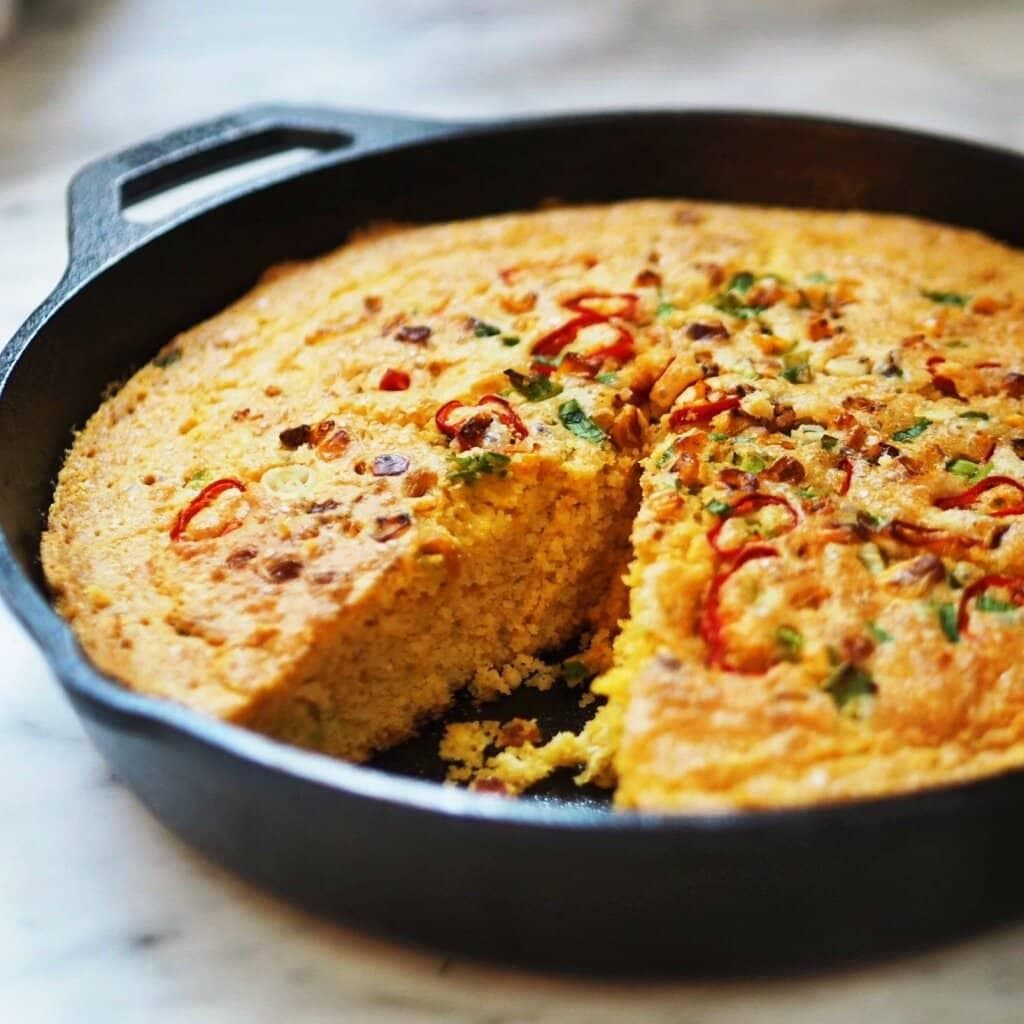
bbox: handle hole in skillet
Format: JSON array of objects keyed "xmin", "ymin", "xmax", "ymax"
[{"xmin": 121, "ymin": 126, "xmax": 352, "ymax": 224}]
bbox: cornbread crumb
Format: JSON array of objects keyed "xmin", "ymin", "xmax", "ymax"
[
  {"xmin": 469, "ymin": 655, "xmax": 559, "ymax": 699},
  {"xmin": 440, "ymin": 721, "xmax": 501, "ymax": 782}
]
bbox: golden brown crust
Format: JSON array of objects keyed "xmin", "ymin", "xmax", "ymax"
[{"xmin": 42, "ymin": 198, "xmax": 1024, "ymax": 807}]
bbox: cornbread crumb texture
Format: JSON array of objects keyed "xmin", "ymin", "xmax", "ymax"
[{"xmin": 42, "ymin": 199, "xmax": 1024, "ymax": 810}]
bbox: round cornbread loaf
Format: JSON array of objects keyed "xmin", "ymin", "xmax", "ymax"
[{"xmin": 42, "ymin": 200, "xmax": 1024, "ymax": 808}]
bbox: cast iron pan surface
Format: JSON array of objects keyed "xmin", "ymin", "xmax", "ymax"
[{"xmin": 3, "ymin": 106, "xmax": 1024, "ymax": 976}]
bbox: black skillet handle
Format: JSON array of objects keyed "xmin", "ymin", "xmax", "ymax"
[{"xmin": 65, "ymin": 105, "xmax": 452, "ymax": 281}]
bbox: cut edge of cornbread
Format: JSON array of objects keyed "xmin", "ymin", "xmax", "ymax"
[{"xmin": 239, "ymin": 456, "xmax": 639, "ymax": 760}]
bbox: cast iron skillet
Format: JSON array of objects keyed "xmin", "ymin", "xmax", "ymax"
[{"xmin": 3, "ymin": 106, "xmax": 1024, "ymax": 977}]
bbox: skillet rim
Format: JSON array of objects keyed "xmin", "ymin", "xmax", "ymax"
[{"xmin": 3, "ymin": 104, "xmax": 1024, "ymax": 834}]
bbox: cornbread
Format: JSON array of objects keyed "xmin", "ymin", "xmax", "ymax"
[
  {"xmin": 42, "ymin": 200, "xmax": 1024, "ymax": 810},
  {"xmin": 597, "ymin": 205, "xmax": 1024, "ymax": 811},
  {"xmin": 42, "ymin": 207, "xmax": 656, "ymax": 761}
]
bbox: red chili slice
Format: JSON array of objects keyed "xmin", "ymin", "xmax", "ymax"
[
  {"xmin": 669, "ymin": 396, "xmax": 741, "ymax": 429},
  {"xmin": 699, "ymin": 544, "xmax": 780, "ymax": 672},
  {"xmin": 435, "ymin": 400, "xmax": 464, "ymax": 439},
  {"xmin": 531, "ymin": 317, "xmax": 594, "ymax": 370},
  {"xmin": 530, "ymin": 292, "xmax": 637, "ymax": 375},
  {"xmin": 837, "ymin": 456, "xmax": 854, "ymax": 496},
  {"xmin": 934, "ymin": 475, "xmax": 1024, "ymax": 516},
  {"xmin": 590, "ymin": 330, "xmax": 635, "ymax": 364},
  {"xmin": 707, "ymin": 495, "xmax": 799, "ymax": 554},
  {"xmin": 434, "ymin": 394, "xmax": 528, "ymax": 449},
  {"xmin": 379, "ymin": 368, "xmax": 411, "ymax": 391},
  {"xmin": 479, "ymin": 394, "xmax": 528, "ymax": 442},
  {"xmin": 171, "ymin": 478, "xmax": 246, "ymax": 542},
  {"xmin": 958, "ymin": 574, "xmax": 1024, "ymax": 635},
  {"xmin": 535, "ymin": 326, "xmax": 636, "ymax": 378}
]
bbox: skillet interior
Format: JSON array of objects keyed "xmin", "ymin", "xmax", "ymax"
[{"xmin": 3, "ymin": 108, "xmax": 1024, "ymax": 974}]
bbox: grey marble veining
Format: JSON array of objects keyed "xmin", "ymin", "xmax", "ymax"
[{"xmin": 2, "ymin": 2, "xmax": 1024, "ymax": 1020}]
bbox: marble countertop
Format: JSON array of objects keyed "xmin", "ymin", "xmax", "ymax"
[{"xmin": 3, "ymin": 1, "xmax": 1024, "ymax": 1020}]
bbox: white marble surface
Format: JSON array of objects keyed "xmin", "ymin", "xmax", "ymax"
[{"xmin": 3, "ymin": 1, "xmax": 1024, "ymax": 1020}]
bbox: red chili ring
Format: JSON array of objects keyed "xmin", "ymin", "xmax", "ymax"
[
  {"xmin": 707, "ymin": 495, "xmax": 799, "ymax": 554},
  {"xmin": 837, "ymin": 456, "xmax": 854, "ymax": 496},
  {"xmin": 530, "ymin": 291, "xmax": 638, "ymax": 375},
  {"xmin": 669, "ymin": 396, "xmax": 741, "ymax": 429},
  {"xmin": 958, "ymin": 574, "xmax": 1024, "ymax": 635},
  {"xmin": 171, "ymin": 478, "xmax": 246, "ymax": 542},
  {"xmin": 435, "ymin": 399, "xmax": 465, "ymax": 439},
  {"xmin": 531, "ymin": 314, "xmax": 598, "ymax": 364},
  {"xmin": 479, "ymin": 394, "xmax": 528, "ymax": 442},
  {"xmin": 434, "ymin": 395, "xmax": 528, "ymax": 446},
  {"xmin": 699, "ymin": 544, "xmax": 780, "ymax": 672},
  {"xmin": 934, "ymin": 475, "xmax": 1024, "ymax": 516},
  {"xmin": 590, "ymin": 329, "xmax": 635, "ymax": 365}
]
